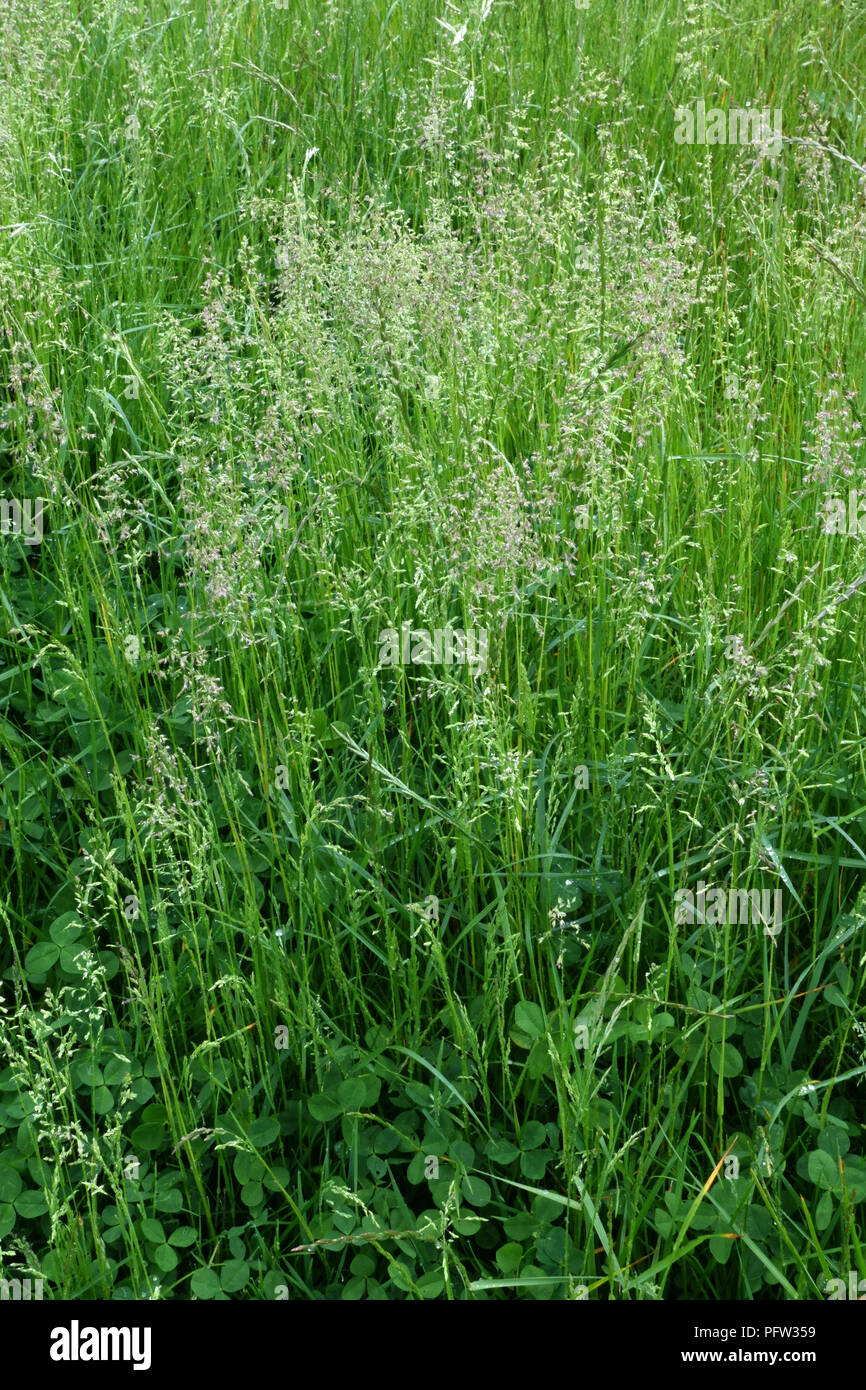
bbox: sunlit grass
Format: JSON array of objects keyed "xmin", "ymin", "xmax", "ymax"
[{"xmin": 0, "ymin": 0, "xmax": 865, "ymax": 1300}]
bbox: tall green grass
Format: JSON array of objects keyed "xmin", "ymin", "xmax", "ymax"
[{"xmin": 0, "ymin": 0, "xmax": 865, "ymax": 1299}]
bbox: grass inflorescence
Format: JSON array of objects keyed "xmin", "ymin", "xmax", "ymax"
[{"xmin": 0, "ymin": 0, "xmax": 865, "ymax": 1301}]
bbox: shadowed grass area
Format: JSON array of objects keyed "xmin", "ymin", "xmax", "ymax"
[{"xmin": 0, "ymin": 0, "xmax": 865, "ymax": 1300}]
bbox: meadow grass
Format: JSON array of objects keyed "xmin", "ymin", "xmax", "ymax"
[{"xmin": 0, "ymin": 0, "xmax": 865, "ymax": 1300}]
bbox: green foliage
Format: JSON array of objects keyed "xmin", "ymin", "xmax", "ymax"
[{"xmin": 0, "ymin": 0, "xmax": 865, "ymax": 1300}]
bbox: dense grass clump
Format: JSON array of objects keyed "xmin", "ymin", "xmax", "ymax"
[{"xmin": 1, "ymin": 0, "xmax": 865, "ymax": 1300}]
